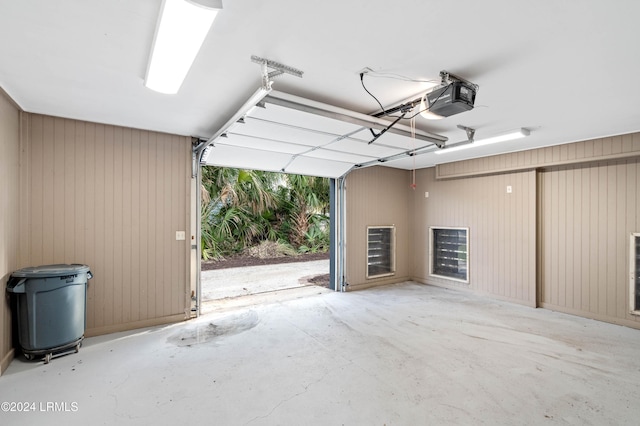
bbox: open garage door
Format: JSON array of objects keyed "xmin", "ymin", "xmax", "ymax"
[
  {"xmin": 191, "ymin": 88, "xmax": 447, "ymax": 314},
  {"xmin": 198, "ymin": 90, "xmax": 447, "ymax": 179}
]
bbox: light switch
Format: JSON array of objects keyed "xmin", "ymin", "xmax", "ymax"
[
  {"xmin": 506, "ymin": 185, "xmax": 512, "ymax": 194},
  {"xmin": 176, "ymin": 231, "xmax": 186, "ymax": 240},
  {"xmin": 425, "ymin": 191, "xmax": 429, "ymax": 198}
]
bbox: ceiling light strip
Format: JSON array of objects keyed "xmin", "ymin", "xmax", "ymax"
[
  {"xmin": 145, "ymin": 0, "xmax": 222, "ymax": 94},
  {"xmin": 434, "ymin": 128, "xmax": 530, "ymax": 155}
]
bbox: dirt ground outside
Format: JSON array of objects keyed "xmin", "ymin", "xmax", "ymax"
[{"xmin": 201, "ymin": 251, "xmax": 329, "ymax": 270}]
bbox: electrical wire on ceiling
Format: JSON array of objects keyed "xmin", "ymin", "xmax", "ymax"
[
  {"xmin": 359, "ymin": 68, "xmax": 440, "ymax": 84},
  {"xmin": 360, "ymin": 71, "xmax": 454, "ymax": 146},
  {"xmin": 359, "ymin": 71, "xmax": 452, "ymax": 120},
  {"xmin": 360, "ymin": 72, "xmax": 389, "ymax": 116},
  {"xmin": 359, "ymin": 70, "xmax": 426, "ymax": 185}
]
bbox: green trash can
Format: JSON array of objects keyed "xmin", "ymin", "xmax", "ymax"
[{"xmin": 6, "ymin": 264, "xmax": 93, "ymax": 363}]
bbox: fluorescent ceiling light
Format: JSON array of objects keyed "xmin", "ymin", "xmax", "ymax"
[
  {"xmin": 145, "ymin": 0, "xmax": 222, "ymax": 94},
  {"xmin": 435, "ymin": 128, "xmax": 530, "ymax": 154}
]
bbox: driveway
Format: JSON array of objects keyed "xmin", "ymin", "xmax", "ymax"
[{"xmin": 201, "ymin": 259, "xmax": 329, "ymax": 301}]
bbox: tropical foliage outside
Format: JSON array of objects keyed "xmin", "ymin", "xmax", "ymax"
[{"xmin": 200, "ymin": 167, "xmax": 331, "ymax": 260}]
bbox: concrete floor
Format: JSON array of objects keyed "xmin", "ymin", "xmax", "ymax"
[{"xmin": 2, "ymin": 282, "xmax": 640, "ymax": 425}]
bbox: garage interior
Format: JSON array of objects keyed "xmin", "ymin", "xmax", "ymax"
[{"xmin": 1, "ymin": 0, "xmax": 640, "ymax": 423}]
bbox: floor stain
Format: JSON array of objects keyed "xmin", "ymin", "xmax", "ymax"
[{"xmin": 168, "ymin": 310, "xmax": 259, "ymax": 347}]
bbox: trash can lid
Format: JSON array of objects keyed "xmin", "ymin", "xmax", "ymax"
[{"xmin": 11, "ymin": 264, "xmax": 91, "ymax": 278}]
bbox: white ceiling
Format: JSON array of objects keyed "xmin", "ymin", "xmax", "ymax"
[{"xmin": 1, "ymin": 0, "xmax": 640, "ymax": 177}]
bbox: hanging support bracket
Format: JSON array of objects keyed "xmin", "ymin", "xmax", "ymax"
[
  {"xmin": 457, "ymin": 124, "xmax": 476, "ymax": 142},
  {"xmin": 251, "ymin": 55, "xmax": 304, "ymax": 89}
]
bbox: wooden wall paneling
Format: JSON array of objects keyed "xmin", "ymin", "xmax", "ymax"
[
  {"xmin": 20, "ymin": 114, "xmax": 191, "ymax": 335},
  {"xmin": 616, "ymin": 162, "xmax": 627, "ymax": 319},
  {"xmin": 345, "ymin": 167, "xmax": 411, "ymax": 289},
  {"xmin": 73, "ymin": 121, "xmax": 85, "ymax": 270},
  {"xmin": 112, "ymin": 126, "xmax": 123, "ymax": 325},
  {"xmin": 537, "ymin": 160, "xmax": 640, "ymax": 327},
  {"xmin": 148, "ymin": 131, "xmax": 158, "ymax": 320},
  {"xmin": 138, "ymin": 130, "xmax": 150, "ymax": 321},
  {"xmin": 594, "ymin": 139, "xmax": 604, "ymax": 157},
  {"xmin": 606, "ymin": 164, "xmax": 617, "ymax": 318},
  {"xmin": 571, "ymin": 166, "xmax": 582, "ymax": 310},
  {"xmin": 122, "ymin": 128, "xmax": 133, "ymax": 324},
  {"xmin": 84, "ymin": 122, "xmax": 97, "ymax": 329},
  {"xmin": 497, "ymin": 174, "xmax": 505, "ymax": 296},
  {"xmin": 588, "ymin": 165, "xmax": 599, "ymax": 314},
  {"xmin": 52, "ymin": 117, "xmax": 65, "ymax": 263},
  {"xmin": 93, "ymin": 124, "xmax": 106, "ymax": 329},
  {"xmin": 104, "ymin": 124, "xmax": 115, "ymax": 327},
  {"xmin": 171, "ymin": 137, "xmax": 180, "ymax": 315},
  {"xmin": 542, "ymin": 171, "xmax": 551, "ymax": 304},
  {"xmin": 162, "ymin": 133, "xmax": 173, "ymax": 316},
  {"xmin": 63, "ymin": 119, "xmax": 75, "ymax": 262},
  {"xmin": 557, "ymin": 164, "xmax": 567, "ymax": 307},
  {"xmin": 627, "ymin": 161, "xmax": 639, "ymax": 320},
  {"xmin": 0, "ymin": 91, "xmax": 20, "ymax": 374},
  {"xmin": 170, "ymin": 135, "xmax": 180, "ymax": 315},
  {"xmin": 411, "ymin": 168, "xmax": 536, "ymax": 305},
  {"xmin": 597, "ymin": 164, "xmax": 608, "ymax": 315},
  {"xmin": 42, "ymin": 117, "xmax": 54, "ymax": 262},
  {"xmin": 580, "ymin": 166, "xmax": 591, "ymax": 311},
  {"xmin": 612, "ymin": 135, "xmax": 622, "ymax": 154},
  {"xmin": 153, "ymin": 132, "xmax": 164, "ymax": 318},
  {"xmin": 29, "ymin": 115, "xmax": 42, "ymax": 265},
  {"xmin": 130, "ymin": 129, "xmax": 141, "ymax": 323}
]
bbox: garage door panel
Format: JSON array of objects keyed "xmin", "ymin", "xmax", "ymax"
[
  {"xmin": 204, "ymin": 145, "xmax": 291, "ymax": 172},
  {"xmin": 284, "ymin": 156, "xmax": 353, "ymax": 178},
  {"xmin": 329, "ymin": 137, "xmax": 405, "ymax": 158},
  {"xmin": 250, "ymin": 102, "xmax": 362, "ymax": 136},
  {"xmin": 222, "ymin": 133, "xmax": 310, "ymax": 155},
  {"xmin": 204, "ymin": 90, "xmax": 446, "ymax": 178},
  {"xmin": 304, "ymin": 148, "xmax": 377, "ymax": 164},
  {"xmin": 236, "ymin": 117, "xmax": 342, "ymax": 147}
]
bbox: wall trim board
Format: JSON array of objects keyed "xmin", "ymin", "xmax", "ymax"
[
  {"xmin": 346, "ymin": 275, "xmax": 411, "ymax": 292},
  {"xmin": 436, "ymin": 133, "xmax": 640, "ymax": 180},
  {"xmin": 436, "ymin": 165, "xmax": 538, "ymax": 180},
  {"xmin": 414, "ymin": 278, "xmax": 537, "ymax": 308},
  {"xmin": 0, "ymin": 348, "xmax": 15, "ymax": 375},
  {"xmin": 85, "ymin": 313, "xmax": 187, "ymax": 337},
  {"xmin": 540, "ymin": 302, "xmax": 640, "ymax": 331}
]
